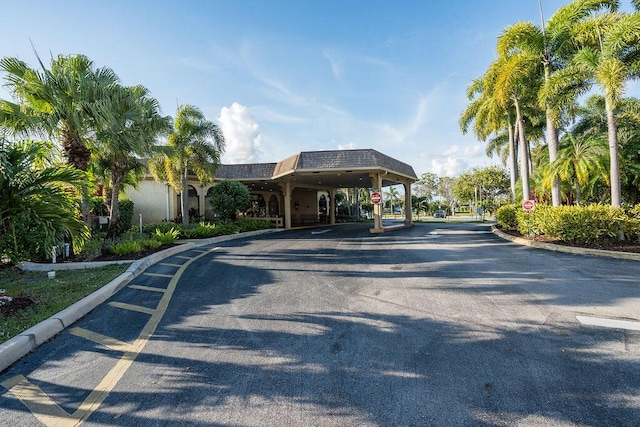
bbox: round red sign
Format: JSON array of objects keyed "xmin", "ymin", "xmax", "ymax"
[
  {"xmin": 371, "ymin": 191, "xmax": 382, "ymax": 204},
  {"xmin": 522, "ymin": 200, "xmax": 535, "ymax": 211}
]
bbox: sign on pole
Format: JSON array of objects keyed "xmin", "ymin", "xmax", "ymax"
[
  {"xmin": 522, "ymin": 199, "xmax": 535, "ymax": 211},
  {"xmin": 371, "ymin": 191, "xmax": 382, "ymax": 205}
]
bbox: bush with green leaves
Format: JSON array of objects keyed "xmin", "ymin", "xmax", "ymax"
[
  {"xmin": 108, "ymin": 240, "xmax": 143, "ymax": 256},
  {"xmin": 235, "ymin": 219, "xmax": 273, "ymax": 232},
  {"xmin": 151, "ymin": 227, "xmax": 180, "ymax": 245},
  {"xmin": 209, "ymin": 180, "xmax": 250, "ymax": 221},
  {"xmin": 180, "ymin": 222, "xmax": 216, "ymax": 239},
  {"xmin": 118, "ymin": 199, "xmax": 135, "ymax": 233},
  {"xmin": 143, "ymin": 222, "xmax": 180, "ymax": 235},
  {"xmin": 495, "ymin": 204, "xmax": 517, "ymax": 229},
  {"xmin": 514, "ymin": 204, "xmax": 626, "ymax": 245}
]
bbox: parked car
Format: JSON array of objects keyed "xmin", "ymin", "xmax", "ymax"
[{"xmin": 434, "ymin": 210, "xmax": 446, "ymax": 218}]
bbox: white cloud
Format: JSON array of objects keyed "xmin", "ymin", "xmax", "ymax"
[
  {"xmin": 431, "ymin": 157, "xmax": 468, "ymax": 177},
  {"xmin": 338, "ymin": 142, "xmax": 357, "ymax": 150},
  {"xmin": 322, "ymin": 50, "xmax": 343, "ymax": 79},
  {"xmin": 219, "ymin": 103, "xmax": 263, "ymax": 164}
]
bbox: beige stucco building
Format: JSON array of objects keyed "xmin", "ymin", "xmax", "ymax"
[{"xmin": 127, "ymin": 149, "xmax": 417, "ymax": 233}]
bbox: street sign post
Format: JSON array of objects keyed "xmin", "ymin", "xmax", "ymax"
[{"xmin": 371, "ymin": 191, "xmax": 382, "ymax": 205}]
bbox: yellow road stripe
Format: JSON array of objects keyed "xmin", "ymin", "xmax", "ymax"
[
  {"xmin": 128, "ymin": 284, "xmax": 166, "ymax": 293},
  {"xmin": 1, "ymin": 375, "xmax": 75, "ymax": 426},
  {"xmin": 68, "ymin": 327, "xmax": 136, "ymax": 353},
  {"xmin": 5, "ymin": 246, "xmax": 219, "ymax": 426},
  {"xmin": 143, "ymin": 272, "xmax": 173, "ymax": 278},
  {"xmin": 158, "ymin": 262, "xmax": 181, "ymax": 268},
  {"xmin": 108, "ymin": 302, "xmax": 155, "ymax": 315}
]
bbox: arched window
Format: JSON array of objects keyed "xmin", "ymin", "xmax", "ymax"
[{"xmin": 268, "ymin": 195, "xmax": 279, "ymax": 217}]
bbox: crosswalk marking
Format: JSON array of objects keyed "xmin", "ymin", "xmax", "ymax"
[
  {"xmin": 159, "ymin": 262, "xmax": 181, "ymax": 268},
  {"xmin": 1, "ymin": 375, "xmax": 75, "ymax": 426},
  {"xmin": 68, "ymin": 327, "xmax": 136, "ymax": 353},
  {"xmin": 108, "ymin": 301, "xmax": 155, "ymax": 315},
  {"xmin": 2, "ymin": 246, "xmax": 220, "ymax": 426},
  {"xmin": 128, "ymin": 284, "xmax": 166, "ymax": 293},
  {"xmin": 143, "ymin": 272, "xmax": 173, "ymax": 278}
]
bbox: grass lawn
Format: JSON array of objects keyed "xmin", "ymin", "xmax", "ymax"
[{"xmin": 0, "ymin": 264, "xmax": 129, "ymax": 344}]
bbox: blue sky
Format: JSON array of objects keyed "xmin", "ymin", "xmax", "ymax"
[{"xmin": 1, "ymin": 1, "xmax": 637, "ymax": 178}]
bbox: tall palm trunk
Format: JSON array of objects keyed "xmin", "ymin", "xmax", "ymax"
[
  {"xmin": 546, "ymin": 111, "xmax": 562, "ymax": 206},
  {"xmin": 507, "ymin": 117, "xmax": 518, "ymax": 203},
  {"xmin": 62, "ymin": 127, "xmax": 92, "ymax": 223},
  {"xmin": 106, "ymin": 173, "xmax": 123, "ymax": 239},
  {"xmin": 181, "ymin": 167, "xmax": 190, "ymax": 225},
  {"xmin": 605, "ymin": 97, "xmax": 621, "ymax": 207},
  {"xmin": 514, "ymin": 98, "xmax": 530, "ymax": 200}
]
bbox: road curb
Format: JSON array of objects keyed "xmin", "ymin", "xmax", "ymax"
[
  {"xmin": 492, "ymin": 226, "xmax": 640, "ymax": 261},
  {"xmin": 0, "ymin": 228, "xmax": 282, "ymax": 373}
]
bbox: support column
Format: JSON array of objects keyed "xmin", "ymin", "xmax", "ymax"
[
  {"xmin": 403, "ymin": 180, "xmax": 413, "ymax": 226},
  {"xmin": 369, "ymin": 172, "xmax": 384, "ymax": 233},
  {"xmin": 281, "ymin": 182, "xmax": 293, "ymax": 229},
  {"xmin": 329, "ymin": 188, "xmax": 336, "ymax": 225},
  {"xmin": 199, "ymin": 185, "xmax": 206, "ymax": 219}
]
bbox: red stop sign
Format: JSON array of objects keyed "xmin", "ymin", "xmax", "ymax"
[
  {"xmin": 522, "ymin": 199, "xmax": 535, "ymax": 211},
  {"xmin": 371, "ymin": 191, "xmax": 382, "ymax": 204}
]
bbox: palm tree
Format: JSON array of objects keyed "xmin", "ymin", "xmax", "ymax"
[
  {"xmin": 492, "ymin": 51, "xmax": 544, "ymax": 201},
  {"xmin": 541, "ymin": 9, "xmax": 640, "ymax": 206},
  {"xmin": 384, "ymin": 186, "xmax": 401, "ymax": 215},
  {"xmin": 149, "ymin": 105, "xmax": 225, "ymax": 225},
  {"xmin": 497, "ymin": 0, "xmax": 616, "ymax": 206},
  {"xmin": 90, "ymin": 85, "xmax": 171, "ymax": 237},
  {"xmin": 543, "ymin": 133, "xmax": 608, "ymax": 205},
  {"xmin": 0, "ymin": 54, "xmax": 119, "ymax": 219},
  {"xmin": 460, "ymin": 76, "xmax": 519, "ymax": 203},
  {"xmin": 0, "ymin": 139, "xmax": 90, "ymax": 262}
]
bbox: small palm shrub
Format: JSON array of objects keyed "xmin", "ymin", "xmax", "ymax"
[
  {"xmin": 151, "ymin": 227, "xmax": 180, "ymax": 245},
  {"xmin": 182, "ymin": 222, "xmax": 217, "ymax": 238},
  {"xmin": 109, "ymin": 240, "xmax": 143, "ymax": 256}
]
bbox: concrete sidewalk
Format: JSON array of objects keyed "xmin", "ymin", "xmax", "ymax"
[{"xmin": 0, "ymin": 229, "xmax": 282, "ymax": 373}]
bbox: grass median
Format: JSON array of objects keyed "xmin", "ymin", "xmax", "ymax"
[{"xmin": 0, "ymin": 264, "xmax": 129, "ymax": 344}]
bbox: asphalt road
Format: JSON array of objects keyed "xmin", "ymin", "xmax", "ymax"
[{"xmin": 1, "ymin": 222, "xmax": 640, "ymax": 426}]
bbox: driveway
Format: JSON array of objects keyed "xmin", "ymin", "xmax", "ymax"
[{"xmin": 1, "ymin": 223, "xmax": 640, "ymax": 426}]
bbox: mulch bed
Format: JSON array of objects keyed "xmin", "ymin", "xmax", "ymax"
[
  {"xmin": 497, "ymin": 227, "xmax": 640, "ymax": 254},
  {"xmin": 0, "ymin": 296, "xmax": 36, "ymax": 318}
]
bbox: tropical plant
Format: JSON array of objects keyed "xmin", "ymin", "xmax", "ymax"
[
  {"xmin": 541, "ymin": 8, "xmax": 640, "ymax": 206},
  {"xmin": 149, "ymin": 104, "xmax": 225, "ymax": 225},
  {"xmin": 89, "ymin": 84, "xmax": 170, "ymax": 237},
  {"xmin": 0, "ymin": 139, "xmax": 90, "ymax": 263},
  {"xmin": 0, "ymin": 54, "xmax": 119, "ymax": 219}
]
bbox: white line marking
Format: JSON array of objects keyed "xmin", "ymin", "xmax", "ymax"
[
  {"xmin": 576, "ymin": 315, "xmax": 640, "ymax": 331},
  {"xmin": 311, "ymin": 229, "xmax": 331, "ymax": 235}
]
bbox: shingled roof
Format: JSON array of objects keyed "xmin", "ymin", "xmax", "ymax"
[
  {"xmin": 216, "ymin": 163, "xmax": 277, "ymax": 180},
  {"xmin": 210, "ymin": 149, "xmax": 416, "ymax": 189}
]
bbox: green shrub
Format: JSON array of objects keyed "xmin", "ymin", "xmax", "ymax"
[
  {"xmin": 143, "ymin": 222, "xmax": 181, "ymax": 235},
  {"xmin": 182, "ymin": 222, "xmax": 217, "ymax": 238},
  {"xmin": 235, "ymin": 219, "xmax": 273, "ymax": 232},
  {"xmin": 75, "ymin": 234, "xmax": 105, "ymax": 260},
  {"xmin": 118, "ymin": 199, "xmax": 135, "ymax": 233},
  {"xmin": 108, "ymin": 240, "xmax": 143, "ymax": 256},
  {"xmin": 515, "ymin": 204, "xmax": 625, "ymax": 245},
  {"xmin": 151, "ymin": 227, "xmax": 180, "ymax": 245},
  {"xmin": 140, "ymin": 239, "xmax": 162, "ymax": 250},
  {"xmin": 495, "ymin": 204, "xmax": 517, "ymax": 229},
  {"xmin": 0, "ymin": 212, "xmax": 50, "ymax": 263}
]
